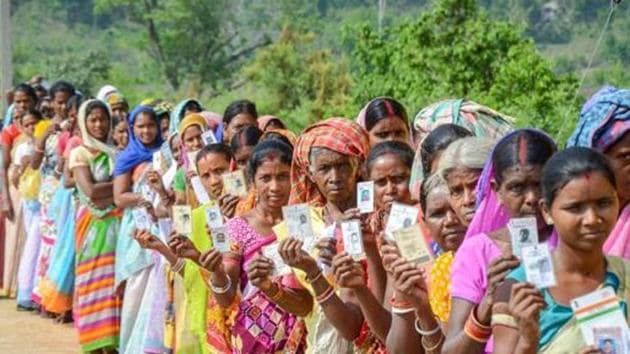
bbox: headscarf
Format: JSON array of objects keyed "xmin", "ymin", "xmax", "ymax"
[
  {"xmin": 567, "ymin": 86, "xmax": 630, "ymax": 151},
  {"xmin": 178, "ymin": 113, "xmax": 209, "ymax": 171},
  {"xmin": 113, "ymin": 105, "xmax": 163, "ymax": 177},
  {"xmin": 567, "ymin": 86, "xmax": 630, "ymax": 257},
  {"xmin": 169, "ymin": 98, "xmax": 203, "ymax": 134},
  {"xmin": 464, "ymin": 129, "xmax": 557, "ymax": 244},
  {"xmin": 409, "ymin": 99, "xmax": 514, "ymax": 199},
  {"xmin": 96, "ymin": 85, "xmax": 118, "ymax": 101},
  {"xmin": 289, "ymin": 118, "xmax": 369, "ymax": 206},
  {"xmin": 261, "ymin": 127, "xmax": 297, "ymax": 147},
  {"xmin": 355, "ymin": 97, "xmax": 412, "ymax": 135},
  {"xmin": 257, "ymin": 115, "xmax": 285, "ymax": 131},
  {"xmin": 76, "ymin": 99, "xmax": 118, "ymax": 157}
]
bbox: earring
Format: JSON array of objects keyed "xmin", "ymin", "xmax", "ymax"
[{"xmin": 545, "ymin": 217, "xmax": 554, "ymax": 225}]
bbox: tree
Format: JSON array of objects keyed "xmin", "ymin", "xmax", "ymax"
[
  {"xmin": 347, "ymin": 0, "xmax": 578, "ymax": 139},
  {"xmin": 95, "ymin": 0, "xmax": 270, "ymax": 93}
]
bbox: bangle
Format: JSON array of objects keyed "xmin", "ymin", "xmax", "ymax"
[
  {"xmin": 421, "ymin": 332, "xmax": 444, "ymax": 352},
  {"xmin": 316, "ymin": 285, "xmax": 335, "ymax": 304},
  {"xmin": 391, "ymin": 306, "xmax": 415, "ymax": 314},
  {"xmin": 306, "ymin": 270, "xmax": 323, "ymax": 284},
  {"xmin": 463, "ymin": 307, "xmax": 492, "ymax": 343},
  {"xmin": 470, "ymin": 304, "xmax": 491, "ymax": 329},
  {"xmin": 414, "ymin": 317, "xmax": 441, "ymax": 336},
  {"xmin": 210, "ymin": 273, "xmax": 232, "ymax": 294},
  {"xmin": 171, "ymin": 258, "xmax": 186, "ymax": 273},
  {"xmin": 389, "ymin": 297, "xmax": 412, "ymax": 308},
  {"xmin": 267, "ymin": 282, "xmax": 284, "ymax": 302}
]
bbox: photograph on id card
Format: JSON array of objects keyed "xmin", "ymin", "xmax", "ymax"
[
  {"xmin": 132, "ymin": 208, "xmax": 152, "ymax": 231},
  {"xmin": 202, "ymin": 130, "xmax": 217, "ymax": 146},
  {"xmin": 205, "ymin": 204, "xmax": 224, "ymax": 229},
  {"xmin": 262, "ymin": 242, "xmax": 291, "ymax": 276},
  {"xmin": 283, "ymin": 204, "xmax": 313, "ymax": 239},
  {"xmin": 385, "ymin": 202, "xmax": 419, "ymax": 241},
  {"xmin": 210, "ymin": 226, "xmax": 230, "ymax": 253},
  {"xmin": 357, "ymin": 181, "xmax": 374, "ymax": 214},
  {"xmin": 522, "ymin": 243, "xmax": 556, "ymax": 289},
  {"xmin": 393, "ymin": 224, "xmax": 433, "ymax": 265},
  {"xmin": 341, "ymin": 220, "xmax": 364, "ymax": 260},
  {"xmin": 593, "ymin": 326, "xmax": 628, "ymax": 354},
  {"xmin": 172, "ymin": 205, "xmax": 193, "ymax": 236},
  {"xmin": 508, "ymin": 217, "xmax": 539, "ymax": 259},
  {"xmin": 222, "ymin": 170, "xmax": 248, "ymax": 197}
]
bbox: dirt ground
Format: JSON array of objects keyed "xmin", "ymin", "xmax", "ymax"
[{"xmin": 0, "ymin": 299, "xmax": 79, "ymax": 354}]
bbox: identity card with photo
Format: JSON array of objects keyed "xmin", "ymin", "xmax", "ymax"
[
  {"xmin": 341, "ymin": 220, "xmax": 365, "ymax": 260},
  {"xmin": 205, "ymin": 204, "xmax": 224, "ymax": 229},
  {"xmin": 222, "ymin": 170, "xmax": 248, "ymax": 197},
  {"xmin": 522, "ymin": 243, "xmax": 556, "ymax": 289},
  {"xmin": 210, "ymin": 226, "xmax": 230, "ymax": 253},
  {"xmin": 172, "ymin": 205, "xmax": 193, "ymax": 236},
  {"xmin": 262, "ymin": 242, "xmax": 292, "ymax": 276},
  {"xmin": 190, "ymin": 176, "xmax": 211, "ymax": 205},
  {"xmin": 393, "ymin": 224, "xmax": 433, "ymax": 265},
  {"xmin": 385, "ymin": 202, "xmax": 419, "ymax": 241},
  {"xmin": 508, "ymin": 216, "xmax": 539, "ymax": 259},
  {"xmin": 357, "ymin": 181, "xmax": 374, "ymax": 214}
]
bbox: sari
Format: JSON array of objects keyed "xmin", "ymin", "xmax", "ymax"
[
  {"xmin": 409, "ymin": 99, "xmax": 514, "ymax": 198},
  {"xmin": 39, "ymin": 136, "xmax": 82, "ymax": 314},
  {"xmin": 226, "ymin": 217, "xmax": 307, "ymax": 353},
  {"xmin": 566, "ymin": 86, "xmax": 630, "ymax": 258},
  {"xmin": 172, "ymin": 114, "xmax": 210, "ymax": 209},
  {"xmin": 175, "ymin": 202, "xmax": 235, "ymax": 354},
  {"xmin": 2, "ymin": 153, "xmax": 27, "ymax": 298},
  {"xmin": 492, "ymin": 256, "xmax": 630, "ymax": 353}
]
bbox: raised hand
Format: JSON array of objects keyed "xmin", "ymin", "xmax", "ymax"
[
  {"xmin": 332, "ymin": 253, "xmax": 366, "ymax": 290},
  {"xmin": 508, "ymin": 282, "xmax": 546, "ymax": 347},
  {"xmin": 245, "ymin": 254, "xmax": 274, "ymax": 291}
]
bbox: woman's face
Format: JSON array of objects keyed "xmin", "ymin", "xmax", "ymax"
[
  {"xmin": 170, "ymin": 136, "xmax": 182, "ymax": 166},
  {"xmin": 605, "ymin": 132, "xmax": 630, "ymax": 208},
  {"xmin": 133, "ymin": 112, "xmax": 159, "ymax": 146},
  {"xmin": 445, "ymin": 167, "xmax": 482, "ymax": 226},
  {"xmin": 197, "ymin": 152, "xmax": 231, "ymax": 199},
  {"xmin": 266, "ymin": 119, "xmax": 285, "ymax": 131},
  {"xmin": 226, "ymin": 113, "xmax": 256, "ymax": 143},
  {"xmin": 424, "ymin": 187, "xmax": 466, "ymax": 252},
  {"xmin": 368, "ymin": 117, "xmax": 409, "ymax": 147},
  {"xmin": 254, "ymin": 157, "xmax": 291, "ymax": 211},
  {"xmin": 310, "ymin": 148, "xmax": 358, "ymax": 207},
  {"xmin": 182, "ymin": 125, "xmax": 204, "ymax": 151},
  {"xmin": 13, "ymin": 91, "xmax": 35, "ymax": 116},
  {"xmin": 20, "ymin": 114, "xmax": 39, "ymax": 137},
  {"xmin": 113, "ymin": 120, "xmax": 129, "ymax": 149},
  {"xmin": 53, "ymin": 91, "xmax": 72, "ymax": 119},
  {"xmin": 86, "ymin": 107, "xmax": 110, "ymax": 141},
  {"xmin": 543, "ymin": 172, "xmax": 619, "ymax": 252},
  {"xmin": 234, "ymin": 145, "xmax": 255, "ymax": 170},
  {"xmin": 159, "ymin": 116, "xmax": 170, "ymax": 140},
  {"xmin": 66, "ymin": 106, "xmax": 79, "ymax": 132},
  {"xmin": 111, "ymin": 102, "xmax": 128, "ymax": 121},
  {"xmin": 495, "ymin": 164, "xmax": 545, "ymax": 227},
  {"xmin": 369, "ymin": 153, "xmax": 412, "ymax": 210}
]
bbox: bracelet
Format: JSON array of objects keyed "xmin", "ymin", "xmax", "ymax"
[
  {"xmin": 171, "ymin": 258, "xmax": 186, "ymax": 273},
  {"xmin": 306, "ymin": 270, "xmax": 323, "ymax": 284},
  {"xmin": 267, "ymin": 282, "xmax": 284, "ymax": 302},
  {"xmin": 389, "ymin": 297, "xmax": 412, "ymax": 308},
  {"xmin": 463, "ymin": 307, "xmax": 492, "ymax": 343},
  {"xmin": 316, "ymin": 285, "xmax": 335, "ymax": 304},
  {"xmin": 414, "ymin": 317, "xmax": 441, "ymax": 336},
  {"xmin": 210, "ymin": 273, "xmax": 232, "ymax": 294},
  {"xmin": 470, "ymin": 304, "xmax": 491, "ymax": 330},
  {"xmin": 391, "ymin": 306, "xmax": 415, "ymax": 314},
  {"xmin": 421, "ymin": 332, "xmax": 444, "ymax": 352}
]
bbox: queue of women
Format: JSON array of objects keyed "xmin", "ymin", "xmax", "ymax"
[{"xmin": 0, "ymin": 80, "xmax": 629, "ymax": 354}]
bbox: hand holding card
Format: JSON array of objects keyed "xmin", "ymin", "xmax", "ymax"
[{"xmin": 262, "ymin": 242, "xmax": 292, "ymax": 276}]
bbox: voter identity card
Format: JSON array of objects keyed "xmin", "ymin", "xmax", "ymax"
[
  {"xmin": 385, "ymin": 202, "xmax": 419, "ymax": 241},
  {"xmin": 357, "ymin": 181, "xmax": 374, "ymax": 214}
]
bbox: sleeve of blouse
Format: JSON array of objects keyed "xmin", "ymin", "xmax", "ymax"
[
  {"xmin": 68, "ymin": 146, "xmax": 90, "ymax": 170},
  {"xmin": 450, "ymin": 236, "xmax": 487, "ymax": 304}
]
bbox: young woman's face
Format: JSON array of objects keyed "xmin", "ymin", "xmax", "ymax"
[
  {"xmin": 197, "ymin": 152, "xmax": 230, "ymax": 199},
  {"xmin": 20, "ymin": 114, "xmax": 39, "ymax": 137},
  {"xmin": 133, "ymin": 112, "xmax": 159, "ymax": 146},
  {"xmin": 53, "ymin": 91, "xmax": 72, "ymax": 119},
  {"xmin": 234, "ymin": 145, "xmax": 255, "ymax": 170},
  {"xmin": 544, "ymin": 172, "xmax": 619, "ymax": 252},
  {"xmin": 113, "ymin": 121, "xmax": 129, "ymax": 149},
  {"xmin": 310, "ymin": 149, "xmax": 358, "ymax": 207},
  {"xmin": 369, "ymin": 153, "xmax": 412, "ymax": 210},
  {"xmin": 86, "ymin": 107, "xmax": 110, "ymax": 141},
  {"xmin": 368, "ymin": 117, "xmax": 409, "ymax": 147},
  {"xmin": 226, "ymin": 113, "xmax": 256, "ymax": 143},
  {"xmin": 182, "ymin": 125, "xmax": 204, "ymax": 151},
  {"xmin": 66, "ymin": 106, "xmax": 79, "ymax": 132},
  {"xmin": 445, "ymin": 167, "xmax": 482, "ymax": 227},
  {"xmin": 605, "ymin": 132, "xmax": 630, "ymax": 208},
  {"xmin": 495, "ymin": 164, "xmax": 545, "ymax": 227},
  {"xmin": 424, "ymin": 187, "xmax": 466, "ymax": 252},
  {"xmin": 254, "ymin": 157, "xmax": 291, "ymax": 210},
  {"xmin": 13, "ymin": 91, "xmax": 35, "ymax": 116}
]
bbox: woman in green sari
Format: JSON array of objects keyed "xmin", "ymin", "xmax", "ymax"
[{"xmin": 492, "ymin": 147, "xmax": 630, "ymax": 354}]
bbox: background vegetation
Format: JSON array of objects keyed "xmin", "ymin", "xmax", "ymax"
[{"xmin": 8, "ymin": 0, "xmax": 630, "ymax": 140}]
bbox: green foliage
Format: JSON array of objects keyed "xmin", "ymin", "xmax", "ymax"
[
  {"xmin": 243, "ymin": 28, "xmax": 353, "ymax": 131},
  {"xmin": 347, "ymin": 0, "xmax": 578, "ymax": 140}
]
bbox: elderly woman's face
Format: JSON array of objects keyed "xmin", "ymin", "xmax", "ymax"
[{"xmin": 310, "ymin": 148, "xmax": 358, "ymax": 206}]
